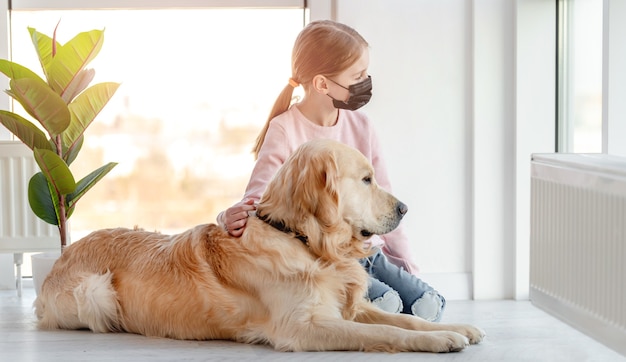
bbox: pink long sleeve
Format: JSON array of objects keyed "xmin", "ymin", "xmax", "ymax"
[{"xmin": 242, "ymin": 105, "xmax": 419, "ymax": 274}]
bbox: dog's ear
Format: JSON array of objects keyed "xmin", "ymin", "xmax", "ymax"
[
  {"xmin": 258, "ymin": 142, "xmax": 339, "ymax": 226},
  {"xmin": 294, "ymin": 146, "xmax": 340, "ymax": 222}
]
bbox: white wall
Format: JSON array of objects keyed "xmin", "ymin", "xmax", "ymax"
[
  {"xmin": 515, "ymin": 0, "xmax": 557, "ymax": 300},
  {"xmin": 310, "ymin": 0, "xmax": 556, "ymax": 299},
  {"xmin": 472, "ymin": 0, "xmax": 518, "ymax": 300}
]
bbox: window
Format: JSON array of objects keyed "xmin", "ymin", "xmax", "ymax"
[
  {"xmin": 9, "ymin": 7, "xmax": 305, "ymax": 240},
  {"xmin": 556, "ymin": 0, "xmax": 603, "ymax": 152}
]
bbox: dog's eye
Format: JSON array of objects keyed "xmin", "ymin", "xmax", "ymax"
[{"xmin": 362, "ymin": 176, "xmax": 372, "ymax": 185}]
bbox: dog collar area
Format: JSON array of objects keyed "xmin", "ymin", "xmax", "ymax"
[{"xmin": 255, "ymin": 213, "xmax": 309, "ymax": 246}]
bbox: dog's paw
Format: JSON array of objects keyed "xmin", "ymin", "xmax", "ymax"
[
  {"xmin": 451, "ymin": 324, "xmax": 485, "ymax": 344},
  {"xmin": 418, "ymin": 331, "xmax": 469, "ymax": 353}
]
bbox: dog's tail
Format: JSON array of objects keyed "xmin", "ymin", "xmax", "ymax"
[
  {"xmin": 36, "ymin": 271, "xmax": 121, "ymax": 332},
  {"xmin": 72, "ymin": 271, "xmax": 121, "ymax": 332}
]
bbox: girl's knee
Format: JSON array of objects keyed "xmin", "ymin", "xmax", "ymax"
[
  {"xmin": 411, "ymin": 291, "xmax": 446, "ymax": 322},
  {"xmin": 371, "ymin": 289, "xmax": 402, "ymax": 314},
  {"xmin": 367, "ymin": 277, "xmax": 403, "ymax": 314}
]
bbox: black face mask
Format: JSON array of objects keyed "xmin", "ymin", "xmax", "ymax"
[{"xmin": 327, "ymin": 75, "xmax": 372, "ymax": 111}]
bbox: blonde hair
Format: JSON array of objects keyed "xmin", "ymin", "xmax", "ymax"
[{"xmin": 252, "ymin": 20, "xmax": 369, "ymax": 159}]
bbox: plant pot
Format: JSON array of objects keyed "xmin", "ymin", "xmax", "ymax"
[{"xmin": 31, "ymin": 252, "xmax": 61, "ymax": 296}]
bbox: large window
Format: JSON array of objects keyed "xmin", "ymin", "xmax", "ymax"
[
  {"xmin": 557, "ymin": 0, "xmax": 603, "ymax": 152},
  {"xmin": 9, "ymin": 7, "xmax": 305, "ymax": 239}
]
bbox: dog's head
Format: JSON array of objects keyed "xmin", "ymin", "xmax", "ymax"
[{"xmin": 256, "ymin": 139, "xmax": 407, "ymax": 261}]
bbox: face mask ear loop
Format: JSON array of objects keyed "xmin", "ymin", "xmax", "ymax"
[
  {"xmin": 326, "ymin": 77, "xmax": 350, "ymax": 106},
  {"xmin": 326, "ymin": 77, "xmax": 349, "ymax": 91}
]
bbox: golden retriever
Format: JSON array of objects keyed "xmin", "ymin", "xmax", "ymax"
[{"xmin": 34, "ymin": 139, "xmax": 484, "ymax": 352}]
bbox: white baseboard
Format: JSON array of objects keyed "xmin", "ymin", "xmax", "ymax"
[{"xmin": 418, "ymin": 272, "xmax": 472, "ymax": 300}]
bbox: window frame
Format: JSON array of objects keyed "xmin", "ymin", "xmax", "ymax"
[
  {"xmin": 556, "ymin": 0, "xmax": 626, "ymax": 156},
  {"xmin": 556, "ymin": 0, "xmax": 603, "ymax": 153},
  {"xmin": 10, "ymin": 0, "xmax": 304, "ymax": 10}
]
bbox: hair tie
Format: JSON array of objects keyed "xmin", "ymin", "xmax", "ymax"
[{"xmin": 288, "ymin": 78, "xmax": 300, "ymax": 88}]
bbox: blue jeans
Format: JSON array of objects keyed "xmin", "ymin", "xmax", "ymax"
[{"xmin": 360, "ymin": 248, "xmax": 446, "ymax": 322}]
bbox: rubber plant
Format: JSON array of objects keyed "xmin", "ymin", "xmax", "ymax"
[{"xmin": 0, "ymin": 25, "xmax": 119, "ymax": 251}]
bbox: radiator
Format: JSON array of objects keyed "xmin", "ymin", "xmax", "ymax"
[
  {"xmin": 530, "ymin": 153, "xmax": 626, "ymax": 356},
  {"xmin": 0, "ymin": 141, "xmax": 59, "ymax": 253}
]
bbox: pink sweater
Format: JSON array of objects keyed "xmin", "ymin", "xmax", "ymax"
[{"xmin": 243, "ymin": 105, "xmax": 419, "ymax": 274}]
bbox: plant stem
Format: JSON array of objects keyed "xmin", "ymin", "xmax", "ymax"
[
  {"xmin": 57, "ymin": 220, "xmax": 67, "ymax": 251},
  {"xmin": 55, "ymin": 134, "xmax": 68, "ymax": 251},
  {"xmin": 58, "ymin": 195, "xmax": 67, "ymax": 251}
]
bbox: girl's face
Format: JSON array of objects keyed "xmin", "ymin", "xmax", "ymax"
[{"xmin": 327, "ymin": 47, "xmax": 370, "ymax": 103}]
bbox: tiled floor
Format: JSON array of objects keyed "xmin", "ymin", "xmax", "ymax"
[{"xmin": 1, "ymin": 287, "xmax": 624, "ymax": 362}]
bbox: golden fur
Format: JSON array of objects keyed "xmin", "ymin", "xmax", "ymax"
[{"xmin": 34, "ymin": 139, "xmax": 484, "ymax": 352}]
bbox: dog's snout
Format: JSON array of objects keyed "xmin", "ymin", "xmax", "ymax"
[{"xmin": 397, "ymin": 202, "xmax": 408, "ymax": 217}]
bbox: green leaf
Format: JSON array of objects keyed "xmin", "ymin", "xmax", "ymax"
[
  {"xmin": 67, "ymin": 162, "xmax": 117, "ymax": 208},
  {"xmin": 63, "ymin": 134, "xmax": 83, "ymax": 165},
  {"xmin": 33, "ymin": 148, "xmax": 76, "ymax": 195},
  {"xmin": 64, "ymin": 82, "xmax": 119, "ymax": 153},
  {"xmin": 0, "ymin": 59, "xmax": 47, "ymax": 83},
  {"xmin": 66, "ymin": 203, "xmax": 75, "ymax": 219},
  {"xmin": 8, "ymin": 78, "xmax": 71, "ymax": 137},
  {"xmin": 29, "ymin": 27, "xmax": 61, "ymax": 80},
  {"xmin": 47, "ymin": 29, "xmax": 104, "ymax": 99},
  {"xmin": 28, "ymin": 172, "xmax": 59, "ymax": 225},
  {"xmin": 61, "ymin": 68, "xmax": 95, "ymax": 103},
  {"xmin": 0, "ymin": 110, "xmax": 53, "ymax": 151}
]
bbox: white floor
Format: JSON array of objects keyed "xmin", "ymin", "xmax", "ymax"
[{"xmin": 1, "ymin": 286, "xmax": 624, "ymax": 362}]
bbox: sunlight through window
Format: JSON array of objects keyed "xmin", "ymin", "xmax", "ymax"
[{"xmin": 10, "ymin": 8, "xmax": 304, "ymax": 239}]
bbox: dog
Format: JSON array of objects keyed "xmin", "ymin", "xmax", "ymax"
[{"xmin": 34, "ymin": 139, "xmax": 484, "ymax": 352}]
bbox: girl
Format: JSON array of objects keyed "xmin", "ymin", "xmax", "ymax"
[{"xmin": 217, "ymin": 20, "xmax": 445, "ymax": 322}]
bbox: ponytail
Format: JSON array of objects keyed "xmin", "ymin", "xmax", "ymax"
[{"xmin": 252, "ymin": 81, "xmax": 298, "ymax": 159}]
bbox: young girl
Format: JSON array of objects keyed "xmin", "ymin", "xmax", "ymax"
[{"xmin": 217, "ymin": 20, "xmax": 445, "ymax": 322}]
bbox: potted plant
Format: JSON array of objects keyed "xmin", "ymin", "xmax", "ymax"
[{"xmin": 0, "ymin": 25, "xmax": 119, "ymax": 290}]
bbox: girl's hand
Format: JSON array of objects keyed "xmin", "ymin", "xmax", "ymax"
[{"xmin": 222, "ymin": 199, "xmax": 256, "ymax": 237}]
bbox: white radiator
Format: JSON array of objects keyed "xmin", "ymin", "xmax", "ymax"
[
  {"xmin": 0, "ymin": 141, "xmax": 59, "ymax": 253},
  {"xmin": 530, "ymin": 153, "xmax": 626, "ymax": 356}
]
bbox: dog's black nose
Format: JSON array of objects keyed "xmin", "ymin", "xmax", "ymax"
[{"xmin": 397, "ymin": 202, "xmax": 408, "ymax": 217}]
